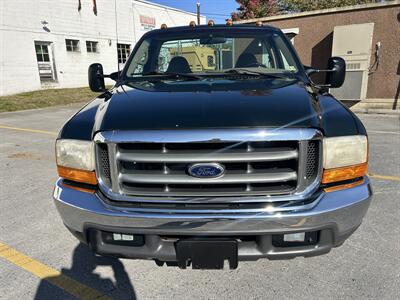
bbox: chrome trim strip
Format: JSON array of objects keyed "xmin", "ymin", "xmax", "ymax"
[
  {"xmin": 296, "ymin": 140, "xmax": 308, "ymax": 190},
  {"xmin": 94, "ymin": 128, "xmax": 322, "ymax": 144},
  {"xmin": 97, "ymin": 179, "xmax": 320, "ymax": 203},
  {"xmin": 101, "ymin": 198, "xmax": 319, "ymax": 214},
  {"xmin": 108, "ymin": 143, "xmax": 120, "ymax": 194}
]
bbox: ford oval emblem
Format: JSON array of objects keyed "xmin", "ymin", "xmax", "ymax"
[{"xmin": 188, "ymin": 163, "xmax": 225, "ymax": 178}]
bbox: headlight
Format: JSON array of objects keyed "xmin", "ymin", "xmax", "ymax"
[
  {"xmin": 322, "ymin": 135, "xmax": 368, "ymax": 186},
  {"xmin": 323, "ymin": 135, "xmax": 368, "ymax": 169},
  {"xmin": 56, "ymin": 139, "xmax": 97, "ymax": 185}
]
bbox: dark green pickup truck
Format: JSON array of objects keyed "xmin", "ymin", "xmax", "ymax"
[{"xmin": 53, "ymin": 23, "xmax": 372, "ymax": 269}]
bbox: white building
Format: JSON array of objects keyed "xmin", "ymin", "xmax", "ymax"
[{"xmin": 0, "ymin": 0, "xmax": 205, "ymax": 96}]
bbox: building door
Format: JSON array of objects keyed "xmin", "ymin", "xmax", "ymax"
[
  {"xmin": 34, "ymin": 41, "xmax": 56, "ymax": 81},
  {"xmin": 330, "ymin": 23, "xmax": 374, "ymax": 101}
]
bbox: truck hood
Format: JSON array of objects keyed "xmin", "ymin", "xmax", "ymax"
[{"xmin": 94, "ymin": 79, "xmax": 321, "ymax": 131}]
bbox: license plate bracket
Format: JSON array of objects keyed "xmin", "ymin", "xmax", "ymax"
[{"xmin": 176, "ymin": 239, "xmax": 238, "ymax": 270}]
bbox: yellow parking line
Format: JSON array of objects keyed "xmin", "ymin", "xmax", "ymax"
[
  {"xmin": 368, "ymin": 173, "xmax": 400, "ymax": 182},
  {"xmin": 0, "ymin": 125, "xmax": 57, "ymax": 136},
  {"xmin": 0, "ymin": 242, "xmax": 111, "ymax": 300}
]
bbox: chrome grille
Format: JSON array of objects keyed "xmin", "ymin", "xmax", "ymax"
[
  {"xmin": 113, "ymin": 141, "xmax": 298, "ymax": 196},
  {"xmin": 95, "ymin": 129, "xmax": 322, "ymax": 211}
]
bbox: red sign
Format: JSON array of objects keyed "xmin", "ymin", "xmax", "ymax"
[{"xmin": 140, "ymin": 15, "xmax": 156, "ymax": 26}]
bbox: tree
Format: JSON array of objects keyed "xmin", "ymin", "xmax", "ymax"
[
  {"xmin": 231, "ymin": 0, "xmax": 380, "ymax": 20},
  {"xmin": 282, "ymin": 0, "xmax": 377, "ymax": 12},
  {"xmin": 231, "ymin": 0, "xmax": 279, "ymax": 21}
]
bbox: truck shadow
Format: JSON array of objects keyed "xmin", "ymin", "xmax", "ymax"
[
  {"xmin": 310, "ymin": 32, "xmax": 333, "ymax": 85},
  {"xmin": 34, "ymin": 243, "xmax": 136, "ymax": 299}
]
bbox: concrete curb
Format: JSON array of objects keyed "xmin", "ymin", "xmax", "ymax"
[{"xmin": 351, "ymin": 108, "xmax": 400, "ymax": 115}]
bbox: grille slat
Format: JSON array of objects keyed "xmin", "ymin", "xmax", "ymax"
[
  {"xmin": 117, "ymin": 148, "xmax": 298, "ymax": 163},
  {"xmin": 119, "ymin": 170, "xmax": 297, "ymax": 185},
  {"xmin": 120, "ymin": 183, "xmax": 296, "ymax": 197}
]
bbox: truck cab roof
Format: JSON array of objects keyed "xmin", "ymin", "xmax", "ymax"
[{"xmin": 141, "ymin": 23, "xmax": 281, "ymax": 39}]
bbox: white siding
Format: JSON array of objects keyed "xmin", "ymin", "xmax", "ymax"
[{"xmin": 0, "ymin": 0, "xmax": 205, "ymax": 96}]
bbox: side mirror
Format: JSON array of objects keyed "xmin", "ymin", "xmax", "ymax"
[
  {"xmin": 326, "ymin": 56, "xmax": 346, "ymax": 88},
  {"xmin": 305, "ymin": 57, "xmax": 346, "ymax": 89},
  {"xmin": 88, "ymin": 63, "xmax": 106, "ymax": 92}
]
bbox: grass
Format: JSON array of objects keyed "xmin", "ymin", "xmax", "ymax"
[{"xmin": 0, "ymin": 87, "xmax": 102, "ymax": 112}]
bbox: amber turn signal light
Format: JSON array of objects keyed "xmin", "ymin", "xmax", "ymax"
[
  {"xmin": 322, "ymin": 162, "xmax": 368, "ymax": 184},
  {"xmin": 57, "ymin": 166, "xmax": 97, "ymax": 185}
]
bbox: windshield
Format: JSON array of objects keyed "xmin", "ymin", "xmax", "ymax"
[{"xmin": 124, "ymin": 30, "xmax": 301, "ymax": 78}]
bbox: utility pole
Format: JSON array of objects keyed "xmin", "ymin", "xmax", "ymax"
[{"xmin": 197, "ymin": 1, "xmax": 200, "ymax": 25}]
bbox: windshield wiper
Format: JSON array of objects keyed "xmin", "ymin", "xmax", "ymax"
[
  {"xmin": 165, "ymin": 72, "xmax": 204, "ymax": 80},
  {"xmin": 121, "ymin": 72, "xmax": 204, "ymax": 84},
  {"xmin": 141, "ymin": 71, "xmax": 203, "ymax": 80},
  {"xmin": 123, "ymin": 69, "xmax": 295, "ymax": 84},
  {"xmin": 224, "ymin": 69, "xmax": 296, "ymax": 79}
]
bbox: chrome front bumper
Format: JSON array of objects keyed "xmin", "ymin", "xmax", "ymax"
[{"xmin": 53, "ymin": 178, "xmax": 372, "ymax": 260}]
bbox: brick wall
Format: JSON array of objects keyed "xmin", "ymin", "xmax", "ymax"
[{"xmin": 256, "ymin": 4, "xmax": 400, "ymax": 106}]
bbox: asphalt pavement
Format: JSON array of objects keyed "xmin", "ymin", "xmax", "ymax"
[{"xmin": 0, "ymin": 105, "xmax": 399, "ymax": 300}]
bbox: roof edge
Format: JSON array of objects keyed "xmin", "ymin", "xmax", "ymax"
[
  {"xmin": 234, "ymin": 0, "xmax": 400, "ymax": 24},
  {"xmin": 133, "ymin": 0, "xmax": 206, "ymax": 18}
]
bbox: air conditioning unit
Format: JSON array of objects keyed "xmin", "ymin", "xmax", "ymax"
[{"xmin": 330, "ymin": 23, "xmax": 374, "ymax": 101}]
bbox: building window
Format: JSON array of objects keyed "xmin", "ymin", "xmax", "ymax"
[
  {"xmin": 35, "ymin": 44, "xmax": 50, "ymax": 62},
  {"xmin": 66, "ymin": 39, "xmax": 80, "ymax": 52},
  {"xmin": 117, "ymin": 43, "xmax": 131, "ymax": 64},
  {"xmin": 86, "ymin": 41, "xmax": 98, "ymax": 53}
]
